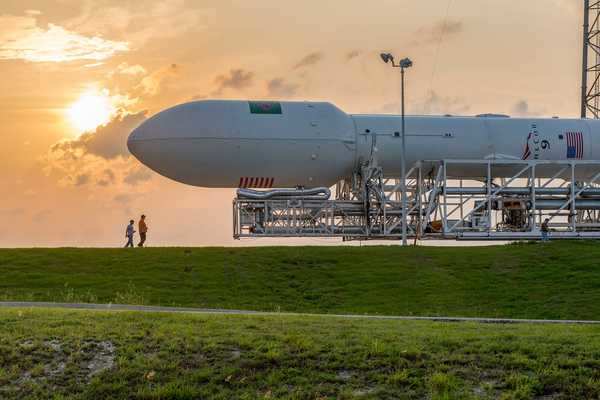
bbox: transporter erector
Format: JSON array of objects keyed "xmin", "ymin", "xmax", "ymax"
[{"xmin": 128, "ymin": 100, "xmax": 600, "ymax": 240}]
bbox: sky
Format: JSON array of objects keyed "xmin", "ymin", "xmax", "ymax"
[{"xmin": 0, "ymin": 0, "xmax": 584, "ymax": 247}]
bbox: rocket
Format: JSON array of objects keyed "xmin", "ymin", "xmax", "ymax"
[{"xmin": 127, "ymin": 100, "xmax": 600, "ymax": 188}]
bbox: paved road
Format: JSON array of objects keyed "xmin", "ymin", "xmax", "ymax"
[{"xmin": 1, "ymin": 301, "xmax": 599, "ymax": 325}]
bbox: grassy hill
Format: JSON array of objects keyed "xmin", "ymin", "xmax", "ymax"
[
  {"xmin": 1, "ymin": 308, "xmax": 600, "ymax": 399},
  {"xmin": 1, "ymin": 242, "xmax": 600, "ymax": 320}
]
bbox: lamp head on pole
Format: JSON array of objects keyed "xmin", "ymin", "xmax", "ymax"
[
  {"xmin": 380, "ymin": 53, "xmax": 394, "ymax": 64},
  {"xmin": 399, "ymin": 58, "xmax": 413, "ymax": 69}
]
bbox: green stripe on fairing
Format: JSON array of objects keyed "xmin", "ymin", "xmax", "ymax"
[{"xmin": 249, "ymin": 101, "xmax": 282, "ymax": 114}]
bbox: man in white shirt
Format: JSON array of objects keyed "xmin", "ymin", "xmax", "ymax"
[{"xmin": 125, "ymin": 220, "xmax": 136, "ymax": 248}]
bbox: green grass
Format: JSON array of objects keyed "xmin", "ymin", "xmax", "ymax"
[
  {"xmin": 1, "ymin": 242, "xmax": 600, "ymax": 319},
  {"xmin": 3, "ymin": 244, "xmax": 600, "ymax": 399},
  {"xmin": 1, "ymin": 308, "xmax": 600, "ymax": 399},
  {"xmin": 0, "ymin": 242, "xmax": 600, "ymax": 319}
]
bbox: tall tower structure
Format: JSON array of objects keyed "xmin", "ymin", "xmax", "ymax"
[{"xmin": 582, "ymin": 0, "xmax": 600, "ymax": 118}]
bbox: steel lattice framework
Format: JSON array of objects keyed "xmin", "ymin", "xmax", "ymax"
[
  {"xmin": 233, "ymin": 159, "xmax": 600, "ymax": 241},
  {"xmin": 582, "ymin": 0, "xmax": 600, "ymax": 118}
]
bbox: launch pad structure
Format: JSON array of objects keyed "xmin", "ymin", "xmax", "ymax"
[
  {"xmin": 233, "ymin": 1, "xmax": 600, "ymax": 242},
  {"xmin": 234, "ymin": 158, "xmax": 600, "ymax": 241}
]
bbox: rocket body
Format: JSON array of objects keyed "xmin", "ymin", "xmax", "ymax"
[{"xmin": 127, "ymin": 100, "xmax": 600, "ymax": 188}]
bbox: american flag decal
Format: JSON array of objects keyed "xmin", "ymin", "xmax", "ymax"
[{"xmin": 566, "ymin": 132, "xmax": 584, "ymax": 159}]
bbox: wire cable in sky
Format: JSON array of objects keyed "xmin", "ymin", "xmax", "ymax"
[{"xmin": 428, "ymin": 0, "xmax": 455, "ymax": 96}]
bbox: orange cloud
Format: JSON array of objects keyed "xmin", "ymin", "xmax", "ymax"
[
  {"xmin": 53, "ymin": 111, "xmax": 147, "ymax": 160},
  {"xmin": 0, "ymin": 14, "xmax": 128, "ymax": 62},
  {"xmin": 266, "ymin": 78, "xmax": 299, "ymax": 98},
  {"xmin": 115, "ymin": 62, "xmax": 147, "ymax": 76},
  {"xmin": 293, "ymin": 52, "xmax": 323, "ymax": 69},
  {"xmin": 137, "ymin": 64, "xmax": 180, "ymax": 96},
  {"xmin": 64, "ymin": 1, "xmax": 215, "ymax": 45},
  {"xmin": 212, "ymin": 69, "xmax": 254, "ymax": 96},
  {"xmin": 43, "ymin": 111, "xmax": 149, "ymax": 190}
]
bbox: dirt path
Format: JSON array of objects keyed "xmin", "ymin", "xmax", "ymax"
[{"xmin": 1, "ymin": 301, "xmax": 599, "ymax": 325}]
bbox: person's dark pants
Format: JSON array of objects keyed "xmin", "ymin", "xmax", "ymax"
[
  {"xmin": 138, "ymin": 232, "xmax": 147, "ymax": 247},
  {"xmin": 125, "ymin": 236, "xmax": 134, "ymax": 248}
]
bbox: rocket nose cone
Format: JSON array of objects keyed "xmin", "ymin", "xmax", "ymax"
[{"xmin": 127, "ymin": 123, "xmax": 146, "ymax": 158}]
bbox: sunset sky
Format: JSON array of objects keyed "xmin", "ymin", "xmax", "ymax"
[{"xmin": 0, "ymin": 0, "xmax": 583, "ymax": 247}]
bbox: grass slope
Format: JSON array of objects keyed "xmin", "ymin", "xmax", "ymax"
[
  {"xmin": 1, "ymin": 308, "xmax": 600, "ymax": 399},
  {"xmin": 1, "ymin": 242, "xmax": 600, "ymax": 319}
]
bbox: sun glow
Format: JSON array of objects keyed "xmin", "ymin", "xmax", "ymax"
[{"xmin": 67, "ymin": 90, "xmax": 115, "ymax": 134}]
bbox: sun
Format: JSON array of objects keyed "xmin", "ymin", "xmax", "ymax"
[{"xmin": 67, "ymin": 90, "xmax": 115, "ymax": 134}]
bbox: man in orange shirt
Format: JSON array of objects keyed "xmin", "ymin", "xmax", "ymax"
[{"xmin": 138, "ymin": 215, "xmax": 148, "ymax": 247}]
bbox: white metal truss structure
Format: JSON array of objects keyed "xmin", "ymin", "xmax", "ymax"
[
  {"xmin": 428, "ymin": 160, "xmax": 600, "ymax": 240},
  {"xmin": 233, "ymin": 159, "xmax": 600, "ymax": 241}
]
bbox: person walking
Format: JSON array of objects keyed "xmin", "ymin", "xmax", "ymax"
[
  {"xmin": 138, "ymin": 215, "xmax": 148, "ymax": 247},
  {"xmin": 124, "ymin": 220, "xmax": 136, "ymax": 248},
  {"xmin": 541, "ymin": 218, "xmax": 550, "ymax": 242}
]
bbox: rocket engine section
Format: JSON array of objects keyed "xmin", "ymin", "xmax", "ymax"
[{"xmin": 128, "ymin": 100, "xmax": 600, "ymax": 188}]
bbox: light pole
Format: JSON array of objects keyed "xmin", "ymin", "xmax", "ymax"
[{"xmin": 380, "ymin": 53, "xmax": 413, "ymax": 246}]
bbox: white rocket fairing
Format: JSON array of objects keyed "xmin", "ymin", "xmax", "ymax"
[{"xmin": 127, "ymin": 100, "xmax": 600, "ymax": 188}]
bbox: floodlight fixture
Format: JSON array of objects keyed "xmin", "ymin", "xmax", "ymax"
[
  {"xmin": 399, "ymin": 58, "xmax": 413, "ymax": 69},
  {"xmin": 380, "ymin": 53, "xmax": 393, "ymax": 64}
]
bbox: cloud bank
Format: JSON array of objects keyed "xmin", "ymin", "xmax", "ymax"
[
  {"xmin": 52, "ymin": 112, "xmax": 147, "ymax": 159},
  {"xmin": 345, "ymin": 50, "xmax": 361, "ymax": 61},
  {"xmin": 382, "ymin": 90, "xmax": 470, "ymax": 115},
  {"xmin": 413, "ymin": 19, "xmax": 464, "ymax": 45},
  {"xmin": 266, "ymin": 78, "xmax": 299, "ymax": 98},
  {"xmin": 137, "ymin": 64, "xmax": 180, "ymax": 96},
  {"xmin": 0, "ymin": 14, "xmax": 128, "ymax": 62},
  {"xmin": 46, "ymin": 112, "xmax": 150, "ymax": 188},
  {"xmin": 65, "ymin": 0, "xmax": 215, "ymax": 45},
  {"xmin": 212, "ymin": 69, "xmax": 254, "ymax": 95},
  {"xmin": 293, "ymin": 52, "xmax": 323, "ymax": 69},
  {"xmin": 512, "ymin": 100, "xmax": 545, "ymax": 117}
]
